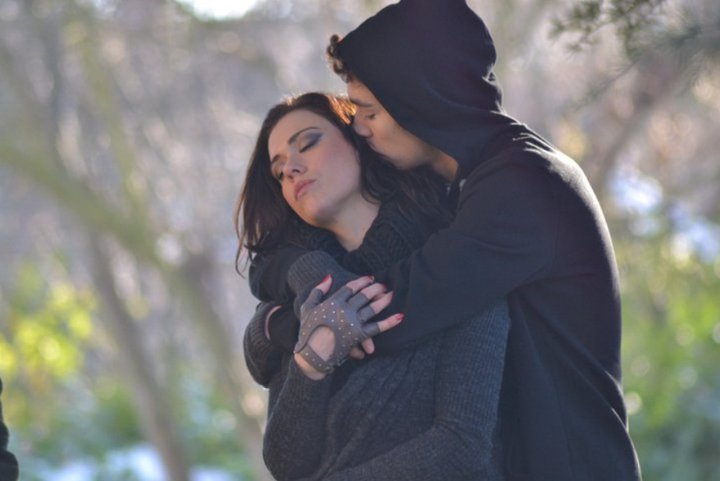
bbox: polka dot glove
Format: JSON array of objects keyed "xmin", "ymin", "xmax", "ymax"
[{"xmin": 294, "ymin": 285, "xmax": 380, "ymax": 374}]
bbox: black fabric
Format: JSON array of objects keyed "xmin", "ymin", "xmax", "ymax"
[
  {"xmin": 250, "ymin": 202, "xmax": 428, "ymax": 351},
  {"xmin": 333, "ymin": 1, "xmax": 641, "ymax": 480},
  {"xmin": 287, "ymin": 251, "xmax": 359, "ymax": 319},
  {"xmin": 338, "ymin": 0, "xmax": 529, "ymax": 179},
  {"xmin": 249, "ymin": 245, "xmax": 308, "ymax": 302},
  {"xmin": 249, "ymin": 224, "xmax": 344, "ymax": 303},
  {"xmin": 243, "ymin": 302, "xmax": 285, "ymax": 387},
  {"xmin": 266, "ymin": 303, "xmax": 299, "ymax": 352},
  {"xmin": 0, "ymin": 379, "xmax": 19, "ymax": 481},
  {"xmin": 343, "ymin": 203, "xmax": 429, "ymax": 274},
  {"xmin": 245, "ymin": 201, "xmax": 508, "ymax": 480},
  {"xmin": 262, "ymin": 301, "xmax": 508, "ymax": 481}
]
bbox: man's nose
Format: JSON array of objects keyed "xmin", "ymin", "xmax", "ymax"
[{"xmin": 352, "ymin": 116, "xmax": 371, "ymax": 137}]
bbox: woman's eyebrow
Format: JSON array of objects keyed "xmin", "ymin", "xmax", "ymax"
[
  {"xmin": 288, "ymin": 126, "xmax": 320, "ymax": 145},
  {"xmin": 270, "ymin": 126, "xmax": 320, "ymax": 166}
]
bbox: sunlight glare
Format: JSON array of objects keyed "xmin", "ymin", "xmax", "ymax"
[{"xmin": 178, "ymin": 0, "xmax": 260, "ymax": 19}]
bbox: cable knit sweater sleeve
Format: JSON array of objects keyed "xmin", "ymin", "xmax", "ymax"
[
  {"xmin": 258, "ymin": 254, "xmax": 358, "ymax": 480},
  {"xmin": 242, "ymin": 252, "xmax": 358, "ymax": 389},
  {"xmin": 321, "ymin": 300, "xmax": 510, "ymax": 481},
  {"xmin": 242, "ymin": 302, "xmax": 286, "ymax": 388},
  {"xmin": 255, "ymin": 205, "xmax": 509, "ymax": 481},
  {"xmin": 262, "ymin": 360, "xmax": 334, "ymax": 481}
]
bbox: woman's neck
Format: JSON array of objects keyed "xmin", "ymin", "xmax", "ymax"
[{"xmin": 326, "ymin": 199, "xmax": 380, "ymax": 251}]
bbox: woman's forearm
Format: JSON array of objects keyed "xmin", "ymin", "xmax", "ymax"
[
  {"xmin": 243, "ymin": 302, "xmax": 285, "ymax": 387},
  {"xmin": 263, "ymin": 360, "xmax": 333, "ymax": 481}
]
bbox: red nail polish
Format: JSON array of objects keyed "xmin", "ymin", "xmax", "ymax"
[
  {"xmin": 396, "ymin": 313, "xmax": 404, "ymax": 321},
  {"xmin": 322, "ymin": 274, "xmax": 331, "ymax": 283}
]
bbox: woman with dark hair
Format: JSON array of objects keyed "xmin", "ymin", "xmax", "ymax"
[{"xmin": 236, "ymin": 92, "xmax": 509, "ymax": 481}]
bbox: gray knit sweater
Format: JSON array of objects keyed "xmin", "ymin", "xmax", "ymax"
[{"xmin": 243, "ymin": 205, "xmax": 510, "ymax": 481}]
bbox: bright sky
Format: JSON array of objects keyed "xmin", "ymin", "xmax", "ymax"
[{"xmin": 177, "ymin": 0, "xmax": 260, "ymax": 19}]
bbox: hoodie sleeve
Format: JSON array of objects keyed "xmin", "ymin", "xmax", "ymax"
[
  {"xmin": 0, "ymin": 379, "xmax": 19, "ymax": 481},
  {"xmin": 373, "ymin": 158, "xmax": 557, "ymax": 352},
  {"xmin": 262, "ymin": 360, "xmax": 333, "ymax": 481}
]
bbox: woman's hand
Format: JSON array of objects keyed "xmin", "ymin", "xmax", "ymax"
[{"xmin": 293, "ymin": 275, "xmax": 403, "ymax": 380}]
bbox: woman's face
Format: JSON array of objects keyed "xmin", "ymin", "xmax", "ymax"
[{"xmin": 267, "ymin": 109, "xmax": 364, "ymax": 229}]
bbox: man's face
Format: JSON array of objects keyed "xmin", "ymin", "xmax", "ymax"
[{"xmin": 347, "ymin": 79, "xmax": 437, "ymax": 171}]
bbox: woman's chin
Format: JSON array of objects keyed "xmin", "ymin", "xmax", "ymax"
[{"xmin": 299, "ymin": 211, "xmax": 329, "ymax": 230}]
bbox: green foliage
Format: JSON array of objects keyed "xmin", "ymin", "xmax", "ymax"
[
  {"xmin": 0, "ymin": 259, "xmax": 107, "ymax": 464},
  {"xmin": 618, "ymin": 230, "xmax": 720, "ymax": 481},
  {"xmin": 175, "ymin": 370, "xmax": 253, "ymax": 478},
  {"xmin": 552, "ymin": 0, "xmax": 667, "ymax": 51},
  {"xmin": 0, "ymin": 244, "xmax": 252, "ymax": 477},
  {"xmin": 552, "ymin": 0, "xmax": 720, "ymax": 82},
  {"xmin": 0, "ymin": 260, "xmax": 95, "ymax": 392},
  {"xmin": 16, "ymin": 381, "xmax": 142, "ymax": 469}
]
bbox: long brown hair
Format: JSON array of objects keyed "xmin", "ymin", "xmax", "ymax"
[{"xmin": 234, "ymin": 92, "xmax": 449, "ymax": 272}]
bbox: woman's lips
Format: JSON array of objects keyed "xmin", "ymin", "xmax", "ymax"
[{"xmin": 294, "ymin": 179, "xmax": 315, "ymax": 200}]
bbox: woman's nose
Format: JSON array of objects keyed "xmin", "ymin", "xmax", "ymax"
[
  {"xmin": 282, "ymin": 155, "xmax": 306, "ymax": 179},
  {"xmin": 352, "ymin": 117, "xmax": 371, "ymax": 138}
]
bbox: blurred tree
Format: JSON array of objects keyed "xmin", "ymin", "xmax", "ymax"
[
  {"xmin": 0, "ymin": 260, "xmax": 95, "ymax": 463},
  {"xmin": 0, "ymin": 0, "xmax": 717, "ymax": 480},
  {"xmin": 0, "ymin": 0, "xmax": 273, "ymax": 478}
]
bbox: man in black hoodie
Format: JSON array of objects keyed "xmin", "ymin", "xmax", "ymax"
[
  {"xmin": 249, "ymin": 0, "xmax": 641, "ymax": 479},
  {"xmin": 0, "ymin": 379, "xmax": 19, "ymax": 481},
  {"xmin": 318, "ymin": 0, "xmax": 641, "ymax": 479}
]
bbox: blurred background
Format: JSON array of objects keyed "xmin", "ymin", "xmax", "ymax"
[{"xmin": 0, "ymin": 0, "xmax": 718, "ymax": 479}]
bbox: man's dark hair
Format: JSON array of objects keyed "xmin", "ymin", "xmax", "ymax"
[{"xmin": 326, "ymin": 35, "xmax": 354, "ymax": 82}]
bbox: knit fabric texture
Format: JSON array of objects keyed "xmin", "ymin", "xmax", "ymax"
[
  {"xmin": 287, "ymin": 202, "xmax": 426, "ymax": 317},
  {"xmin": 243, "ymin": 302, "xmax": 285, "ymax": 388},
  {"xmin": 245, "ymin": 202, "xmax": 509, "ymax": 480},
  {"xmin": 263, "ymin": 300, "xmax": 509, "ymax": 481}
]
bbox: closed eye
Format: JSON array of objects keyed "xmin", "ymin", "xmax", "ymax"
[{"xmin": 299, "ymin": 134, "xmax": 321, "ymax": 152}]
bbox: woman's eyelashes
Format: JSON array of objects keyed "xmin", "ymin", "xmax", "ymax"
[
  {"xmin": 299, "ymin": 133, "xmax": 322, "ymax": 152},
  {"xmin": 272, "ymin": 133, "xmax": 322, "ymax": 181}
]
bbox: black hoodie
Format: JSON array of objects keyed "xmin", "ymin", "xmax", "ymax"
[
  {"xmin": 0, "ymin": 379, "xmax": 19, "ymax": 481},
  {"xmin": 333, "ymin": 1, "xmax": 641, "ymax": 480}
]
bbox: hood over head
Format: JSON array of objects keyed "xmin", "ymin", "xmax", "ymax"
[{"xmin": 337, "ymin": 0, "xmax": 524, "ymax": 177}]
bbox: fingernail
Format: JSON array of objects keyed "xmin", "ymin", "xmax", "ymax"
[
  {"xmin": 396, "ymin": 313, "xmax": 404, "ymax": 321},
  {"xmin": 322, "ymin": 274, "xmax": 331, "ymax": 283},
  {"xmin": 368, "ymin": 275, "xmax": 375, "ymax": 282}
]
